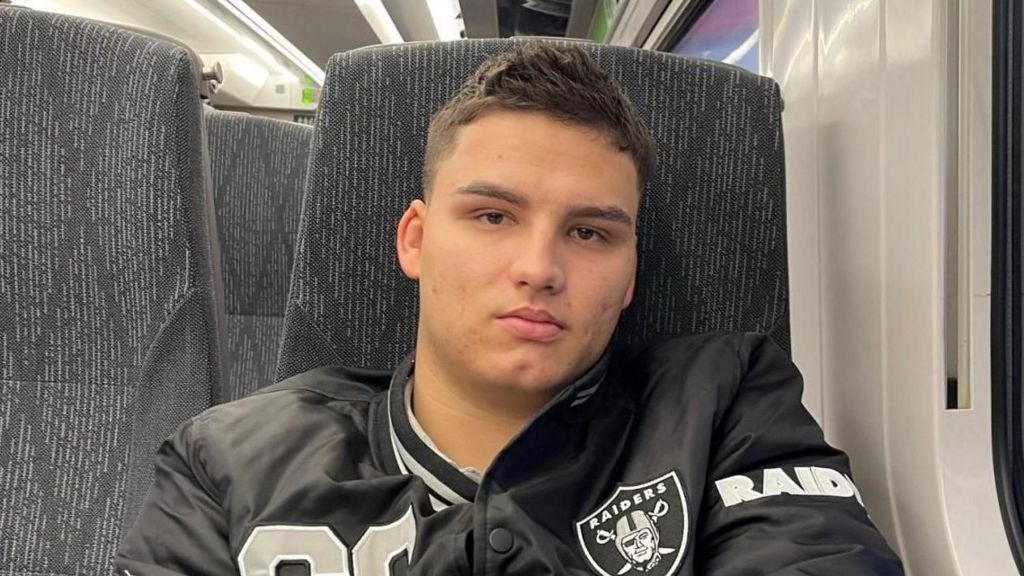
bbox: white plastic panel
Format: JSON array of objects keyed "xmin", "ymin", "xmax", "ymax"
[
  {"xmin": 938, "ymin": 0, "xmax": 1017, "ymax": 573},
  {"xmin": 761, "ymin": 0, "xmax": 1017, "ymax": 574},
  {"xmin": 759, "ymin": 2, "xmax": 824, "ymax": 425},
  {"xmin": 876, "ymin": 0, "xmax": 953, "ymax": 570}
]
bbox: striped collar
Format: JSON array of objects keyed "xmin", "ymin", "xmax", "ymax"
[{"xmin": 386, "ymin": 350, "xmax": 611, "ymax": 509}]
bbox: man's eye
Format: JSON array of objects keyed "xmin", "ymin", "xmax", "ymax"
[
  {"xmin": 572, "ymin": 227, "xmax": 603, "ymax": 242},
  {"xmin": 479, "ymin": 212, "xmax": 506, "ymax": 225}
]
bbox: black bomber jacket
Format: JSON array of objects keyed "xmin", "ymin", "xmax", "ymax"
[{"xmin": 116, "ymin": 331, "xmax": 905, "ymax": 575}]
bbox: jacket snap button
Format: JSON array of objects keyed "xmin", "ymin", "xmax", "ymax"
[{"xmin": 488, "ymin": 527, "xmax": 514, "ymax": 553}]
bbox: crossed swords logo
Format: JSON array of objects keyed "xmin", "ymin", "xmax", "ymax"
[{"xmin": 594, "ymin": 499, "xmax": 677, "ymax": 574}]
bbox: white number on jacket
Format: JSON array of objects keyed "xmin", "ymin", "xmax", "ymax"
[{"xmin": 237, "ymin": 506, "xmax": 417, "ymax": 576}]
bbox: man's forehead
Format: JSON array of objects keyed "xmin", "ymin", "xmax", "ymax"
[
  {"xmin": 431, "ymin": 112, "xmax": 640, "ymax": 213},
  {"xmin": 452, "ymin": 110, "xmax": 621, "ymax": 153}
]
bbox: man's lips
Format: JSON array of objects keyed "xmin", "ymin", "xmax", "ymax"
[{"xmin": 497, "ymin": 307, "xmax": 565, "ymax": 342}]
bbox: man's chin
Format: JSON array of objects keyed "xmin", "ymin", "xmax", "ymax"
[
  {"xmin": 489, "ymin": 344, "xmax": 605, "ymax": 387},
  {"xmin": 486, "ymin": 369, "xmax": 567, "ymax": 395},
  {"xmin": 482, "ymin": 358, "xmax": 573, "ymax": 395}
]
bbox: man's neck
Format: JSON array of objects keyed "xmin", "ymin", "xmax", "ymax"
[{"xmin": 410, "ymin": 353, "xmax": 553, "ymax": 473}]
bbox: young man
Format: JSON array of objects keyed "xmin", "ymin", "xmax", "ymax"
[{"xmin": 116, "ymin": 43, "xmax": 904, "ymax": 575}]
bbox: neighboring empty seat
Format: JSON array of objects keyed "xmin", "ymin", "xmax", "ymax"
[
  {"xmin": 275, "ymin": 39, "xmax": 789, "ymax": 380},
  {"xmin": 0, "ymin": 7, "xmax": 224, "ymax": 574},
  {"xmin": 204, "ymin": 108, "xmax": 312, "ymax": 399}
]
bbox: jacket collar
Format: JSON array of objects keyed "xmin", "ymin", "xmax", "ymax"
[{"xmin": 385, "ymin": 349, "xmax": 613, "ymax": 506}]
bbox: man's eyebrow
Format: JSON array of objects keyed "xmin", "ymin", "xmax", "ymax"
[
  {"xmin": 454, "ymin": 182, "xmax": 529, "ymax": 207},
  {"xmin": 455, "ymin": 180, "xmax": 634, "ymax": 227},
  {"xmin": 567, "ymin": 205, "xmax": 634, "ymax": 228}
]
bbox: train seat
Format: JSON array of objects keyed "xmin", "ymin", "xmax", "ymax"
[
  {"xmin": 204, "ymin": 108, "xmax": 312, "ymax": 400},
  {"xmin": 0, "ymin": 7, "xmax": 225, "ymax": 574},
  {"xmin": 274, "ymin": 39, "xmax": 790, "ymax": 378}
]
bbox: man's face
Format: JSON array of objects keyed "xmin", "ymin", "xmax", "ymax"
[{"xmin": 397, "ymin": 110, "xmax": 638, "ymax": 397}]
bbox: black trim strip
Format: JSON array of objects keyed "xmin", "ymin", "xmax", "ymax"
[
  {"xmin": 655, "ymin": 0, "xmax": 715, "ymax": 52},
  {"xmin": 992, "ymin": 0, "xmax": 1024, "ymax": 570},
  {"xmin": 387, "ymin": 353, "xmax": 480, "ymax": 503}
]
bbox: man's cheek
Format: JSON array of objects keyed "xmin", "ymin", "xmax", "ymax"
[{"xmin": 596, "ymin": 292, "xmax": 625, "ymax": 325}]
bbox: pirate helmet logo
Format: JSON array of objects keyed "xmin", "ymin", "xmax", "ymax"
[
  {"xmin": 575, "ymin": 471, "xmax": 688, "ymax": 576},
  {"xmin": 615, "ymin": 508, "xmax": 667, "ymax": 570}
]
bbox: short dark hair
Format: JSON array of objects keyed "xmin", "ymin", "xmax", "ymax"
[{"xmin": 422, "ymin": 41, "xmax": 657, "ymax": 198}]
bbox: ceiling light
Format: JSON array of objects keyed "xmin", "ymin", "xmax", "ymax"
[
  {"xmin": 9, "ymin": 0, "xmax": 53, "ymax": 8},
  {"xmin": 183, "ymin": 0, "xmax": 297, "ymax": 82},
  {"xmin": 213, "ymin": 0, "xmax": 325, "ymax": 85},
  {"xmin": 425, "ymin": 0, "xmax": 461, "ymax": 41},
  {"xmin": 354, "ymin": 0, "xmax": 404, "ymax": 44}
]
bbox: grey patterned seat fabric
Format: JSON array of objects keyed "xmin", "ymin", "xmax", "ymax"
[
  {"xmin": 0, "ymin": 7, "xmax": 224, "ymax": 575},
  {"xmin": 276, "ymin": 38, "xmax": 788, "ymax": 380},
  {"xmin": 205, "ymin": 108, "xmax": 312, "ymax": 400}
]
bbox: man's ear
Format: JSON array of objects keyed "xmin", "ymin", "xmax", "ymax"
[{"xmin": 396, "ymin": 199, "xmax": 427, "ymax": 280}]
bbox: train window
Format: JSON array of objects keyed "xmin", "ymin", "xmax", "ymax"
[
  {"xmin": 669, "ymin": 0, "xmax": 758, "ymax": 73},
  {"xmin": 992, "ymin": 0, "xmax": 1024, "ymax": 568}
]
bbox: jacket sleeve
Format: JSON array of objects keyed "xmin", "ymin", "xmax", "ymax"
[
  {"xmin": 696, "ymin": 333, "xmax": 905, "ymax": 576},
  {"xmin": 114, "ymin": 414, "xmax": 235, "ymax": 576}
]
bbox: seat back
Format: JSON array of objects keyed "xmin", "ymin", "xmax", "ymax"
[
  {"xmin": 205, "ymin": 108, "xmax": 312, "ymax": 399},
  {"xmin": 0, "ymin": 8, "xmax": 224, "ymax": 573},
  {"xmin": 276, "ymin": 39, "xmax": 789, "ymax": 379}
]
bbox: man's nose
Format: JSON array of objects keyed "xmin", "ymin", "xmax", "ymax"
[{"xmin": 507, "ymin": 230, "xmax": 565, "ymax": 293}]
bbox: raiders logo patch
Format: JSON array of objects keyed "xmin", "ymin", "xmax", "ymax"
[{"xmin": 575, "ymin": 471, "xmax": 688, "ymax": 576}]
